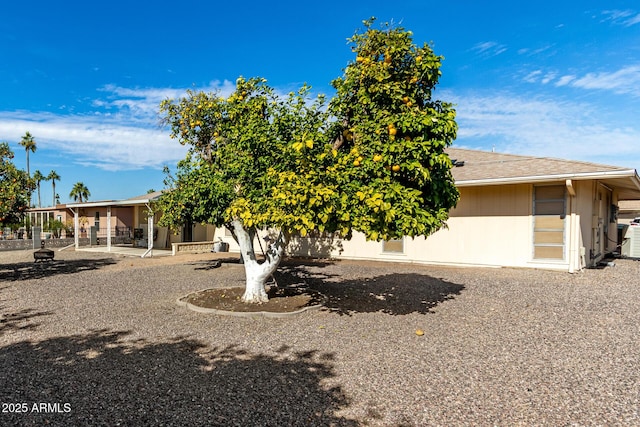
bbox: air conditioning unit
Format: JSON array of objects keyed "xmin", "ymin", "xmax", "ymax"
[{"xmin": 621, "ymin": 225, "xmax": 640, "ymax": 258}]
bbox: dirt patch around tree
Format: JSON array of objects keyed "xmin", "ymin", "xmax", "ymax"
[{"xmin": 180, "ymin": 285, "xmax": 327, "ymax": 314}]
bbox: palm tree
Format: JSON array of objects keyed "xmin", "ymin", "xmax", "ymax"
[
  {"xmin": 33, "ymin": 170, "xmax": 45, "ymax": 207},
  {"xmin": 19, "ymin": 132, "xmax": 36, "ymax": 177},
  {"xmin": 69, "ymin": 182, "xmax": 90, "ymax": 203},
  {"xmin": 47, "ymin": 170, "xmax": 61, "ymax": 207}
]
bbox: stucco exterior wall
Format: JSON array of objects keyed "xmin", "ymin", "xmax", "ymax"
[
  {"xmin": 208, "ymin": 180, "xmax": 616, "ymax": 272},
  {"xmin": 297, "ymin": 183, "xmax": 567, "ymax": 270}
]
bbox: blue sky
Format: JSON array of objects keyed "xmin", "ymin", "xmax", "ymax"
[{"xmin": 1, "ymin": 1, "xmax": 639, "ymax": 204}]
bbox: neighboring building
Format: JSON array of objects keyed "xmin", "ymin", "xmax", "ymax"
[
  {"xmin": 212, "ymin": 148, "xmax": 640, "ymax": 272},
  {"xmin": 65, "ymin": 191, "xmax": 215, "ymax": 253},
  {"xmin": 27, "ymin": 205, "xmax": 74, "ymax": 237},
  {"xmin": 618, "ymin": 200, "xmax": 640, "ymax": 224}
]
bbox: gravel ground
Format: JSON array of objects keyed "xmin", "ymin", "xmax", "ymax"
[{"xmin": 1, "ymin": 248, "xmax": 639, "ymax": 426}]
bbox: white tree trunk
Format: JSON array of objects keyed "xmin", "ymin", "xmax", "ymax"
[{"xmin": 231, "ymin": 219, "xmax": 287, "ymax": 304}]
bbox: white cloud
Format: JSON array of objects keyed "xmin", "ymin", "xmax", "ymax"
[
  {"xmin": 523, "ymin": 70, "xmax": 557, "ymax": 85},
  {"xmin": 602, "ymin": 9, "xmax": 640, "ymax": 27},
  {"xmin": 471, "ymin": 41, "xmax": 508, "ymax": 58},
  {"xmin": 524, "ymin": 65, "xmax": 640, "ymax": 96},
  {"xmin": 0, "ymin": 81, "xmax": 238, "ymax": 170},
  {"xmin": 541, "ymin": 72, "xmax": 557, "ymax": 84},
  {"xmin": 0, "ymin": 111, "xmax": 188, "ymax": 171},
  {"xmin": 0, "ymin": 79, "xmax": 319, "ymax": 173},
  {"xmin": 555, "ymin": 75, "xmax": 575, "ymax": 86},
  {"xmin": 94, "ymin": 80, "xmax": 238, "ymax": 124},
  {"xmin": 447, "ymin": 91, "xmax": 640, "ymax": 168},
  {"xmin": 517, "ymin": 44, "xmax": 555, "ymax": 57},
  {"xmin": 570, "ymin": 65, "xmax": 640, "ymax": 96},
  {"xmin": 628, "ymin": 14, "xmax": 640, "ymax": 26},
  {"xmin": 523, "ymin": 70, "xmax": 542, "ymax": 83}
]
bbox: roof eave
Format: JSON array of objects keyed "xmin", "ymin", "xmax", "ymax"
[
  {"xmin": 455, "ymin": 169, "xmax": 639, "ymax": 187},
  {"xmin": 66, "ymin": 198, "xmax": 157, "ymax": 209}
]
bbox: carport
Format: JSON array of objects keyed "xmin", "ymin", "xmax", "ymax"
[{"xmin": 66, "ymin": 192, "xmax": 162, "ymax": 258}]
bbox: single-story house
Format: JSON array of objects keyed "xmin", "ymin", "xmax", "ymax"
[{"xmin": 211, "ymin": 147, "xmax": 640, "ymax": 272}]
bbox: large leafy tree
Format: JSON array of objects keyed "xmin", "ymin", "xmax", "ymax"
[
  {"xmin": 158, "ymin": 20, "xmax": 458, "ymax": 303},
  {"xmin": 159, "ymin": 78, "xmax": 328, "ymax": 302},
  {"xmin": 69, "ymin": 182, "xmax": 90, "ymax": 203},
  {"xmin": 0, "ymin": 142, "xmax": 33, "ymax": 225}
]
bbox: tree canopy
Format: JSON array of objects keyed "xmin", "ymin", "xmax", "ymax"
[
  {"xmin": 0, "ymin": 142, "xmax": 33, "ymax": 225},
  {"xmin": 48, "ymin": 170, "xmax": 61, "ymax": 207},
  {"xmin": 327, "ymin": 18, "xmax": 459, "ymax": 240},
  {"xmin": 19, "ymin": 131, "xmax": 36, "ymax": 177},
  {"xmin": 69, "ymin": 182, "xmax": 90, "ymax": 203},
  {"xmin": 158, "ymin": 79, "xmax": 331, "ymax": 237},
  {"xmin": 157, "ymin": 19, "xmax": 459, "ymax": 302}
]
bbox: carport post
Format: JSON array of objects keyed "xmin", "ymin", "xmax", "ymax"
[
  {"xmin": 107, "ymin": 206, "xmax": 112, "ymax": 251},
  {"xmin": 73, "ymin": 208, "xmax": 79, "ymax": 249},
  {"xmin": 142, "ymin": 203, "xmax": 154, "ymax": 258}
]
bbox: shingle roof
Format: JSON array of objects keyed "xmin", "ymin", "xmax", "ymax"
[
  {"xmin": 447, "ymin": 148, "xmax": 629, "ymax": 183},
  {"xmin": 446, "ymin": 147, "xmax": 640, "ymax": 200},
  {"xmin": 124, "ymin": 190, "xmax": 164, "ymax": 202}
]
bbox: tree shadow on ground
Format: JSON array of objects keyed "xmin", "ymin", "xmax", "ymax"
[
  {"xmin": 274, "ymin": 263, "xmax": 465, "ymax": 316},
  {"xmin": 188, "ymin": 256, "xmax": 244, "ymax": 271},
  {"xmin": 0, "ymin": 330, "xmax": 357, "ymax": 427},
  {"xmin": 189, "ymin": 256, "xmax": 339, "ymax": 272},
  {"xmin": 0, "ymin": 307, "xmax": 53, "ymax": 336},
  {"xmin": 0, "ymin": 258, "xmax": 117, "ymax": 282}
]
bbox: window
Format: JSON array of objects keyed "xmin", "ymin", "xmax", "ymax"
[
  {"xmin": 383, "ymin": 238, "xmax": 404, "ymax": 253},
  {"xmin": 94, "ymin": 212, "xmax": 100, "ymax": 231},
  {"xmin": 533, "ymin": 185, "xmax": 565, "ymax": 260}
]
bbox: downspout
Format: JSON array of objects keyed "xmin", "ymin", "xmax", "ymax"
[
  {"xmin": 566, "ymin": 179, "xmax": 578, "ymax": 273},
  {"xmin": 107, "ymin": 206, "xmax": 112, "ymax": 252}
]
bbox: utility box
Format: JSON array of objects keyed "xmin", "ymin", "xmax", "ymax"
[
  {"xmin": 90, "ymin": 226, "xmax": 98, "ymax": 246},
  {"xmin": 621, "ymin": 225, "xmax": 640, "ymax": 258},
  {"xmin": 32, "ymin": 226, "xmax": 41, "ymax": 249}
]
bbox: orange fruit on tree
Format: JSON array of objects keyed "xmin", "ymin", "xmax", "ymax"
[
  {"xmin": 392, "ymin": 165, "xmax": 401, "ymax": 172},
  {"xmin": 373, "ymin": 154, "xmax": 383, "ymax": 162}
]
